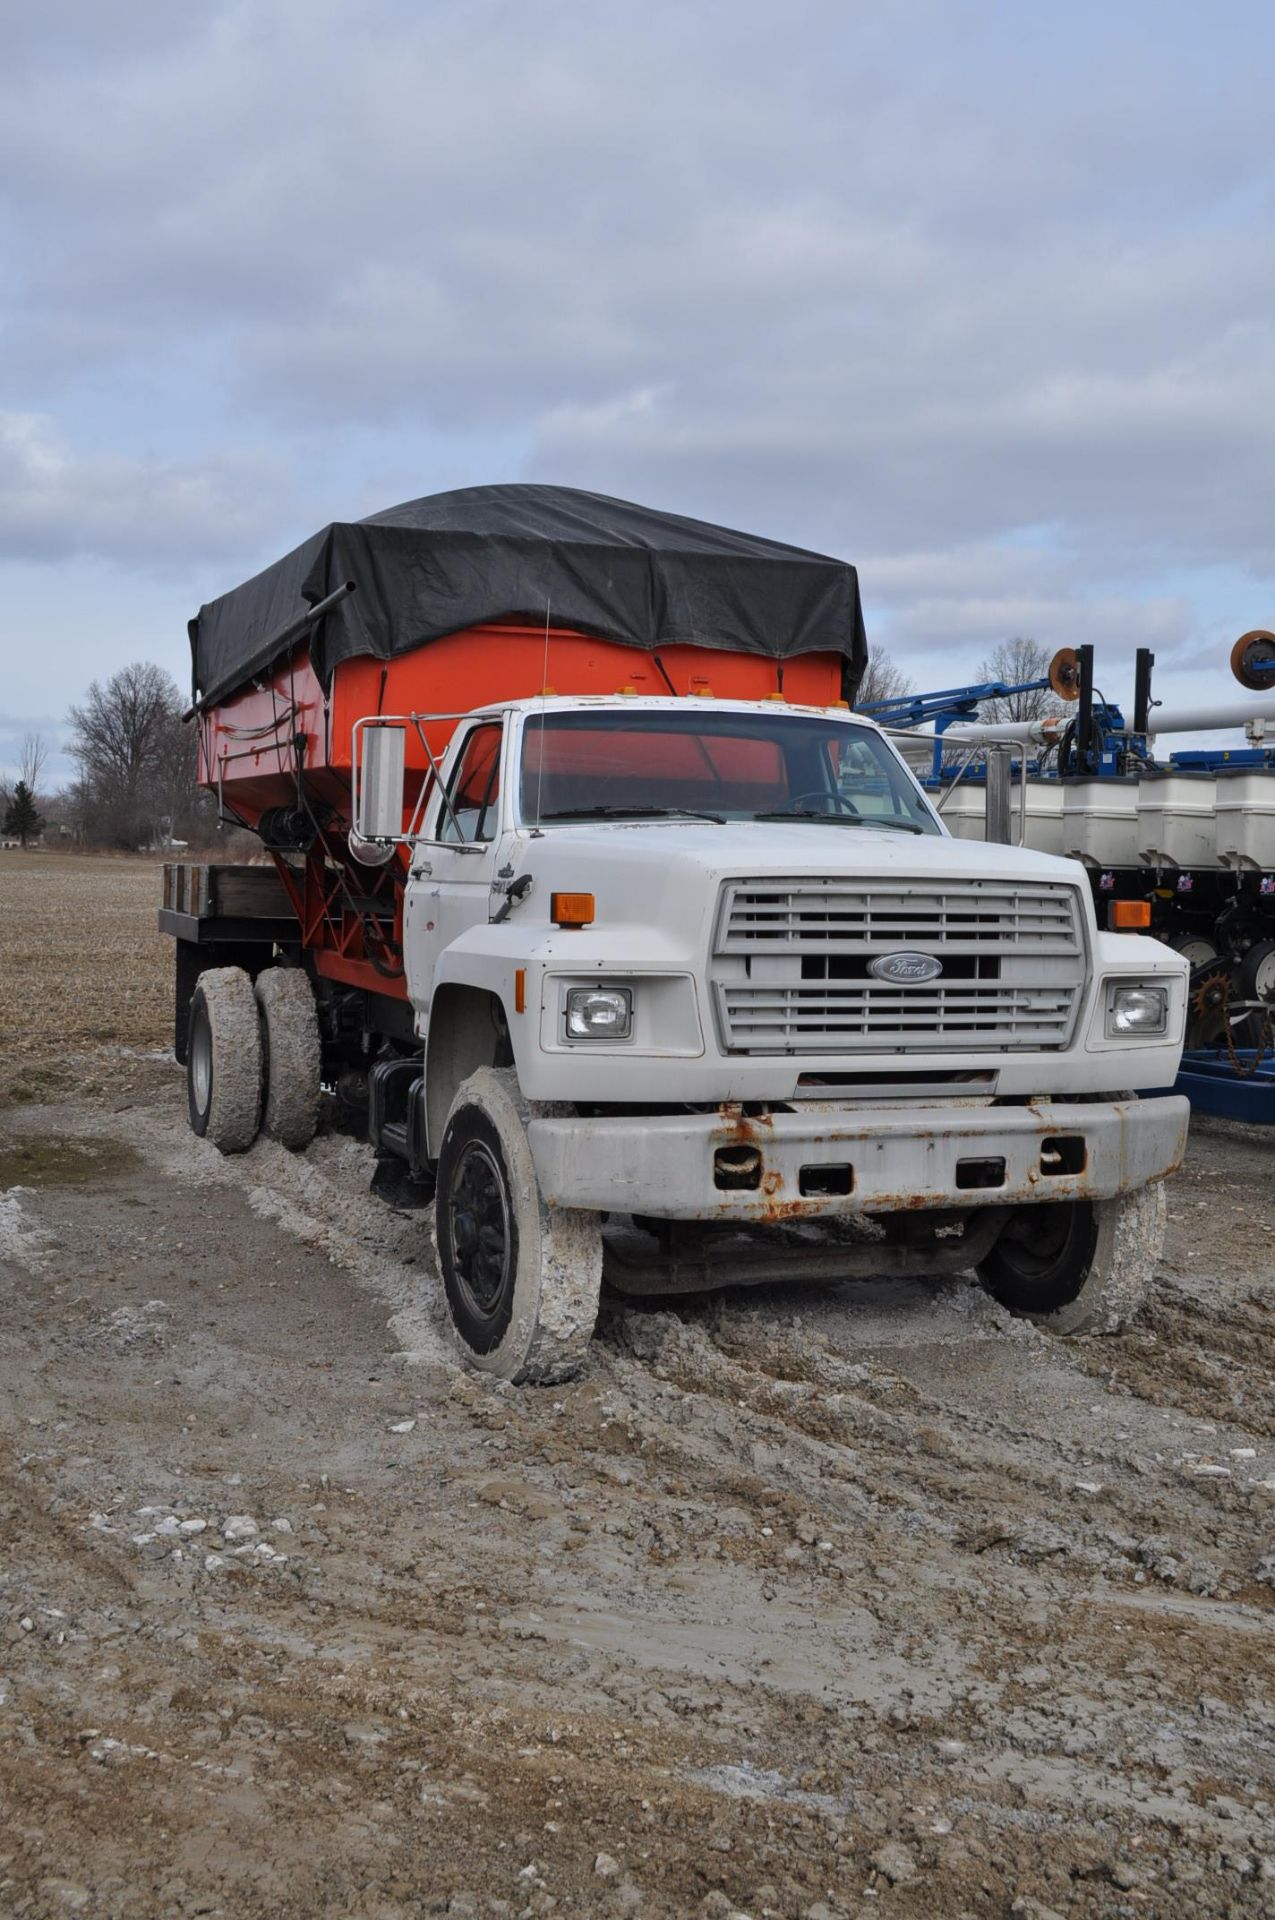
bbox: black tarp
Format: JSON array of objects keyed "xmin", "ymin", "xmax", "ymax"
[{"xmin": 188, "ymin": 483, "xmax": 867, "ymax": 709}]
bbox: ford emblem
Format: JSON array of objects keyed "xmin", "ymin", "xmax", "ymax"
[{"xmin": 867, "ymin": 951, "xmax": 943, "ymax": 985}]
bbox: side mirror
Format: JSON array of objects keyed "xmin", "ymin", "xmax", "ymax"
[{"xmin": 352, "ymin": 722, "xmax": 406, "ymax": 862}]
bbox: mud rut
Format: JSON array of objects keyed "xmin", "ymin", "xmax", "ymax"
[{"xmin": 1, "ymin": 1064, "xmax": 1274, "ymax": 1919}]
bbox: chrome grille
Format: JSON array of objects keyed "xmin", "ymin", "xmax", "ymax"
[{"xmin": 712, "ymin": 878, "xmax": 1086, "ymax": 1054}]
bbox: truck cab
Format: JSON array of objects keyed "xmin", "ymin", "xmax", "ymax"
[{"xmin": 346, "ymin": 694, "xmax": 1188, "ymax": 1380}]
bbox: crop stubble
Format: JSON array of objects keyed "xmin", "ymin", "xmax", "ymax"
[{"xmin": 0, "ymin": 851, "xmax": 171, "ymax": 1094}]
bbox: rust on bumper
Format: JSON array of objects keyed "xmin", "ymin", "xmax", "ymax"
[{"xmin": 526, "ymin": 1095, "xmax": 1190, "ymax": 1221}]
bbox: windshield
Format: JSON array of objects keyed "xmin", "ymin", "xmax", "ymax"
[{"xmin": 519, "ymin": 709, "xmax": 940, "ymax": 834}]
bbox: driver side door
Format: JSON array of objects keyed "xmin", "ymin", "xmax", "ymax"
[{"xmin": 406, "ymin": 719, "xmax": 508, "ymax": 1006}]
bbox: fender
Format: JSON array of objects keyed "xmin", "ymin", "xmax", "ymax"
[{"xmin": 421, "ymin": 930, "xmax": 541, "ymax": 1157}]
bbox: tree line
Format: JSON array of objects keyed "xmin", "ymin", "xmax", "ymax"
[{"xmin": 3, "ymin": 662, "xmax": 217, "ymax": 850}]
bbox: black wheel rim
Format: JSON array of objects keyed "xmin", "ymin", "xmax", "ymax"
[
  {"xmin": 446, "ymin": 1139, "xmax": 515, "ymax": 1325},
  {"xmin": 981, "ymin": 1200, "xmax": 1098, "ymax": 1315},
  {"xmin": 189, "ymin": 1004, "xmax": 212, "ymax": 1116}
]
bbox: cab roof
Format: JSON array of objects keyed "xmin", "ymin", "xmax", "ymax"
[{"xmin": 470, "ymin": 694, "xmax": 886, "ymax": 731}]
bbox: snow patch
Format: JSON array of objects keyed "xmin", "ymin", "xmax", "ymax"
[{"xmin": 0, "ymin": 1188, "xmax": 47, "ymax": 1270}]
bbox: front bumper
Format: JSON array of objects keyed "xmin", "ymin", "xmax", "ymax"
[{"xmin": 527, "ymin": 1095, "xmax": 1189, "ymax": 1221}]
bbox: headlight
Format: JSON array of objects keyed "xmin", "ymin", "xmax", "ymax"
[
  {"xmin": 1106, "ymin": 983, "xmax": 1168, "ymax": 1036},
  {"xmin": 565, "ymin": 986, "xmax": 633, "ymax": 1040}
]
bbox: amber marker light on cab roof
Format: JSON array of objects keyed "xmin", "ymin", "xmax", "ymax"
[
  {"xmin": 551, "ymin": 892, "xmax": 595, "ymax": 929},
  {"xmin": 1108, "ymin": 900, "xmax": 1152, "ymax": 931}
]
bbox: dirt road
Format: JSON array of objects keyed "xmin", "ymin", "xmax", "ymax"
[{"xmin": 2, "ymin": 855, "xmax": 1274, "ymax": 1917}]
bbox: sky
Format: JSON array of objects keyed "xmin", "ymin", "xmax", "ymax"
[{"xmin": 3, "ymin": 0, "xmax": 1274, "ymax": 785}]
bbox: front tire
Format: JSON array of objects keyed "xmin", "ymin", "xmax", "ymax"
[
  {"xmin": 255, "ymin": 967, "xmax": 321, "ymax": 1149},
  {"xmin": 432, "ymin": 1067, "xmax": 602, "ymax": 1383},
  {"xmin": 975, "ymin": 1182, "xmax": 1166, "ymax": 1334},
  {"xmin": 186, "ymin": 967, "xmax": 262, "ymax": 1153}
]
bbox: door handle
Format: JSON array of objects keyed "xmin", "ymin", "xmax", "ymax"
[{"xmin": 490, "ymin": 875, "xmax": 533, "ymax": 924}]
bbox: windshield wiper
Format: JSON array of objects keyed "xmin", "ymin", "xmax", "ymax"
[
  {"xmin": 752, "ymin": 809, "xmax": 924, "ymax": 835},
  {"xmin": 846, "ymin": 816, "xmax": 925, "ymax": 835},
  {"xmin": 537, "ymin": 804, "xmax": 726, "ymax": 825}
]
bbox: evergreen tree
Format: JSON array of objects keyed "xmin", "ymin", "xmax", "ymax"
[{"xmin": 4, "ymin": 780, "xmax": 42, "ymax": 846}]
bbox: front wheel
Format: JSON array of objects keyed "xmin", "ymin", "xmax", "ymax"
[
  {"xmin": 975, "ymin": 1182, "xmax": 1166, "ymax": 1335},
  {"xmin": 431, "ymin": 1068, "xmax": 602, "ymax": 1383}
]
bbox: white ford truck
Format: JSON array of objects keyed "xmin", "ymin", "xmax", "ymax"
[
  {"xmin": 324, "ymin": 691, "xmax": 1187, "ymax": 1380},
  {"xmin": 168, "ymin": 486, "xmax": 1190, "ymax": 1385}
]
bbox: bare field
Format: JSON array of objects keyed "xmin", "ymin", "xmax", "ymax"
[
  {"xmin": 0, "ymin": 852, "xmax": 171, "ymax": 1093},
  {"xmin": 1, "ymin": 859, "xmax": 1274, "ymax": 1918}
]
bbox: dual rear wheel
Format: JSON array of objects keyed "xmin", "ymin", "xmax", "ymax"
[{"xmin": 186, "ymin": 964, "xmax": 320, "ymax": 1154}]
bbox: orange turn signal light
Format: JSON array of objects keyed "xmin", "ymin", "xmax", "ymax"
[
  {"xmin": 551, "ymin": 891, "xmax": 595, "ymax": 929},
  {"xmin": 1108, "ymin": 899, "xmax": 1152, "ymax": 931}
]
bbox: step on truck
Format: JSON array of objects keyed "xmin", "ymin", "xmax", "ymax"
[{"xmin": 160, "ymin": 484, "xmax": 1190, "ymax": 1382}]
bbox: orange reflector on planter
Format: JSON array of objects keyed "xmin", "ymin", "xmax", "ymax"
[
  {"xmin": 1109, "ymin": 899, "xmax": 1152, "ymax": 930},
  {"xmin": 551, "ymin": 891, "xmax": 595, "ymax": 929}
]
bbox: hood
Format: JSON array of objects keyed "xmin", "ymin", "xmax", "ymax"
[
  {"xmin": 514, "ymin": 817, "xmax": 1087, "ymax": 887},
  {"xmin": 504, "ymin": 818, "xmax": 1092, "ymax": 962}
]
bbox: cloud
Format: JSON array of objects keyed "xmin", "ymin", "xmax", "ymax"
[
  {"xmin": 859, "ymin": 532, "xmax": 1204, "ymax": 696},
  {"xmin": 0, "ymin": 414, "xmax": 291, "ymax": 569},
  {"xmin": 0, "ymin": 0, "xmax": 1274, "ymax": 724},
  {"xmin": 876, "ymin": 584, "xmax": 1198, "ymax": 684}
]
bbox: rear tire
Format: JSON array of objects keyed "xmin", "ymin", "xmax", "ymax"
[
  {"xmin": 186, "ymin": 967, "xmax": 262, "ymax": 1153},
  {"xmin": 1167, "ymin": 931, "xmax": 1219, "ymax": 971},
  {"xmin": 255, "ymin": 967, "xmax": 321, "ymax": 1149},
  {"xmin": 432, "ymin": 1067, "xmax": 602, "ymax": 1383},
  {"xmin": 975, "ymin": 1182, "xmax": 1166, "ymax": 1334}
]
